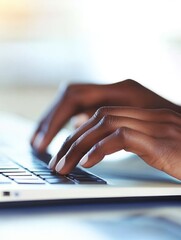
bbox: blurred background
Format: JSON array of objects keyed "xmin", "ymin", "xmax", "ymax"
[{"xmin": 0, "ymin": 0, "xmax": 180, "ymax": 120}]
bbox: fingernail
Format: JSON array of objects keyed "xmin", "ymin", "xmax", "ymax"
[
  {"xmin": 33, "ymin": 132, "xmax": 45, "ymax": 151},
  {"xmin": 80, "ymin": 154, "xmax": 89, "ymax": 166},
  {"xmin": 48, "ymin": 154, "xmax": 58, "ymax": 170},
  {"xmin": 55, "ymin": 156, "xmax": 66, "ymax": 173}
]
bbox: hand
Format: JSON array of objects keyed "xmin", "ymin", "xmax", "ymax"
[
  {"xmin": 31, "ymin": 79, "xmax": 180, "ymax": 153},
  {"xmin": 49, "ymin": 107, "xmax": 181, "ymax": 180}
]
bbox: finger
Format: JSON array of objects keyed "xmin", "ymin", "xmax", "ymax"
[
  {"xmin": 95, "ymin": 107, "xmax": 181, "ymax": 125},
  {"xmin": 48, "ymin": 108, "xmax": 114, "ymax": 170},
  {"xmin": 49, "ymin": 111, "xmax": 120, "ymax": 171},
  {"xmin": 79, "ymin": 127, "xmax": 157, "ymax": 168},
  {"xmin": 48, "ymin": 115, "xmax": 100, "ymax": 170},
  {"xmin": 31, "ymin": 106, "xmax": 180, "ymax": 146},
  {"xmin": 30, "ymin": 122, "xmax": 44, "ymax": 147},
  {"xmin": 31, "ymin": 100, "xmax": 76, "ymax": 152},
  {"xmin": 54, "ymin": 121, "xmax": 112, "ymax": 174},
  {"xmin": 54, "ymin": 114, "xmax": 176, "ymax": 175},
  {"xmin": 80, "ymin": 127, "xmax": 181, "ymax": 179},
  {"xmin": 49, "ymin": 107, "xmax": 181, "ymax": 172},
  {"xmin": 48, "ymin": 107, "xmax": 159, "ymax": 169},
  {"xmin": 31, "ymin": 84, "xmax": 107, "ymax": 153}
]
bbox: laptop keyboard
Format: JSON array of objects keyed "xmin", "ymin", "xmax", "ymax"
[{"xmin": 0, "ymin": 153, "xmax": 106, "ymax": 185}]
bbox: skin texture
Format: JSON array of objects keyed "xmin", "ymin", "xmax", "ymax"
[{"xmin": 31, "ymin": 79, "xmax": 181, "ymax": 180}]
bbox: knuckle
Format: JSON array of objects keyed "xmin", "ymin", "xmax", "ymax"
[
  {"xmin": 70, "ymin": 141, "xmax": 79, "ymax": 150},
  {"xmin": 94, "ymin": 107, "xmax": 110, "ymax": 120},
  {"xmin": 92, "ymin": 142, "xmax": 101, "ymax": 151},
  {"xmin": 116, "ymin": 79, "xmax": 142, "ymax": 97},
  {"xmin": 115, "ymin": 127, "xmax": 130, "ymax": 149},
  {"xmin": 60, "ymin": 135, "xmax": 73, "ymax": 149},
  {"xmin": 121, "ymin": 79, "xmax": 138, "ymax": 87},
  {"xmin": 64, "ymin": 135, "xmax": 72, "ymax": 144},
  {"xmin": 63, "ymin": 84, "xmax": 88, "ymax": 112},
  {"xmin": 165, "ymin": 123, "xmax": 180, "ymax": 137},
  {"xmin": 64, "ymin": 83, "xmax": 78, "ymax": 95},
  {"xmin": 92, "ymin": 142, "xmax": 104, "ymax": 158},
  {"xmin": 64, "ymin": 84, "xmax": 81, "ymax": 103},
  {"xmin": 99, "ymin": 115, "xmax": 115, "ymax": 129},
  {"xmin": 115, "ymin": 127, "xmax": 129, "ymax": 138},
  {"xmin": 70, "ymin": 140, "xmax": 87, "ymax": 156}
]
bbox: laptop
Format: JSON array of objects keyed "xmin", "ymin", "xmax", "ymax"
[{"xmin": 0, "ymin": 112, "xmax": 180, "ymax": 206}]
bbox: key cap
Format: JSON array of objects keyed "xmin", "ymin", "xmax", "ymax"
[
  {"xmin": 71, "ymin": 177, "xmax": 107, "ymax": 184},
  {"xmin": 33, "ymin": 171, "xmax": 54, "ymax": 175},
  {"xmin": 31, "ymin": 150, "xmax": 52, "ymax": 164},
  {"xmin": 14, "ymin": 179, "xmax": 45, "ymax": 184},
  {"xmin": 0, "ymin": 169, "xmax": 26, "ymax": 173},
  {"xmin": 0, "ymin": 163, "xmax": 18, "ymax": 167},
  {"xmin": 27, "ymin": 167, "xmax": 50, "ymax": 172},
  {"xmin": 67, "ymin": 168, "xmax": 107, "ymax": 184},
  {"xmin": 40, "ymin": 175, "xmax": 63, "ymax": 179},
  {"xmin": 45, "ymin": 178, "xmax": 74, "ymax": 184},
  {"xmin": 10, "ymin": 176, "xmax": 40, "ymax": 180},
  {"xmin": 0, "ymin": 174, "xmax": 12, "ymax": 184},
  {"xmin": 3, "ymin": 172, "xmax": 33, "ymax": 176}
]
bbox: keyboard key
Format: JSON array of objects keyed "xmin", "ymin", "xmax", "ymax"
[
  {"xmin": 0, "ymin": 155, "xmax": 107, "ymax": 185},
  {"xmin": 40, "ymin": 175, "xmax": 63, "ymax": 180},
  {"xmin": 33, "ymin": 171, "xmax": 54, "ymax": 175},
  {"xmin": 0, "ymin": 169, "xmax": 26, "ymax": 173},
  {"xmin": 10, "ymin": 176, "xmax": 40, "ymax": 180},
  {"xmin": 3, "ymin": 172, "xmax": 33, "ymax": 177},
  {"xmin": 71, "ymin": 177, "xmax": 106, "ymax": 184},
  {"xmin": 0, "ymin": 174, "xmax": 12, "ymax": 184},
  {"xmin": 22, "ymin": 162, "xmax": 46, "ymax": 168},
  {"xmin": 14, "ymin": 179, "xmax": 45, "ymax": 184},
  {"xmin": 67, "ymin": 168, "xmax": 107, "ymax": 184},
  {"xmin": 0, "ymin": 163, "xmax": 18, "ymax": 167},
  {"xmin": 31, "ymin": 150, "xmax": 52, "ymax": 163},
  {"xmin": 0, "ymin": 167, "xmax": 19, "ymax": 170},
  {"xmin": 45, "ymin": 178, "xmax": 74, "ymax": 184},
  {"xmin": 68, "ymin": 173, "xmax": 96, "ymax": 178},
  {"xmin": 27, "ymin": 167, "xmax": 50, "ymax": 172}
]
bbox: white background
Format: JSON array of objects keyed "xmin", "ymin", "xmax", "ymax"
[{"xmin": 0, "ymin": 0, "xmax": 180, "ymax": 103}]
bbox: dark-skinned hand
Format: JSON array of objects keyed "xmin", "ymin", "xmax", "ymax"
[{"xmin": 31, "ymin": 80, "xmax": 181, "ymax": 179}]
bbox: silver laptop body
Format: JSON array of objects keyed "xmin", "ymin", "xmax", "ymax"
[{"xmin": 0, "ymin": 113, "xmax": 180, "ymax": 205}]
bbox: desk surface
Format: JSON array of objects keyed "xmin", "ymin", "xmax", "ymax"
[{"xmin": 1, "ymin": 200, "xmax": 181, "ymax": 240}]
